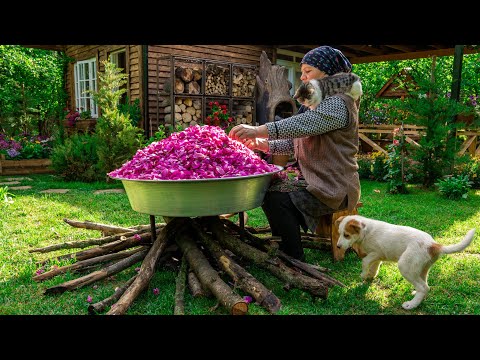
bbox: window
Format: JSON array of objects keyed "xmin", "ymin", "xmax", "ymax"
[
  {"xmin": 276, "ymin": 49, "xmax": 305, "ymax": 97},
  {"xmin": 74, "ymin": 58, "xmax": 98, "ymax": 118},
  {"xmin": 109, "ymin": 49, "xmax": 128, "ymax": 105}
]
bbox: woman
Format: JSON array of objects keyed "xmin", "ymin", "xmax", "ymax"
[{"xmin": 228, "ymin": 46, "xmax": 361, "ymax": 261}]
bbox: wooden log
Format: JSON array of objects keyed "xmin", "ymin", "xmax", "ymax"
[
  {"xmin": 28, "ymin": 226, "xmax": 161, "ymax": 253},
  {"xmin": 88, "ymin": 275, "xmax": 137, "ymax": 315},
  {"xmin": 44, "ymin": 248, "xmax": 149, "ymax": 295},
  {"xmin": 33, "ymin": 247, "xmax": 145, "ymax": 282},
  {"xmin": 175, "ymin": 77, "xmax": 184, "ymax": 93},
  {"xmin": 71, "ymin": 232, "xmax": 153, "ymax": 262},
  {"xmin": 221, "ymin": 219, "xmax": 271, "ymax": 252},
  {"xmin": 106, "ymin": 218, "xmax": 185, "ymax": 315},
  {"xmin": 301, "ymin": 239, "xmax": 332, "ymax": 251},
  {"xmin": 209, "ymin": 217, "xmax": 328, "ymax": 299},
  {"xmin": 175, "ymin": 223, "xmax": 248, "ymax": 315},
  {"xmin": 63, "ymin": 218, "xmax": 134, "ymax": 234},
  {"xmin": 175, "ymin": 66, "xmax": 193, "ymax": 82},
  {"xmin": 193, "ymin": 220, "xmax": 281, "ymax": 314},
  {"xmin": 187, "ymin": 270, "xmax": 212, "ymax": 298},
  {"xmin": 187, "ymin": 81, "xmax": 200, "ymax": 94},
  {"xmin": 275, "ymin": 251, "xmax": 344, "ymax": 288},
  {"xmin": 174, "ymin": 254, "xmax": 188, "ymax": 315}
]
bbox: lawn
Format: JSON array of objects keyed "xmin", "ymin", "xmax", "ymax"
[{"xmin": 0, "ymin": 174, "xmax": 479, "ymax": 315}]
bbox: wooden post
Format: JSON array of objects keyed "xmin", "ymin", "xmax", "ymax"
[{"xmin": 451, "ymin": 45, "xmax": 465, "ymax": 103}]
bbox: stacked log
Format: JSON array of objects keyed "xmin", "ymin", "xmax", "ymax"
[
  {"xmin": 205, "ymin": 63, "xmax": 230, "ymax": 96},
  {"xmin": 29, "ymin": 216, "xmax": 344, "ymax": 315},
  {"xmin": 174, "ymin": 65, "xmax": 202, "ymax": 95},
  {"xmin": 232, "ymin": 66, "xmax": 256, "ymax": 97},
  {"xmin": 164, "ymin": 97, "xmax": 203, "ymax": 128},
  {"xmin": 232, "ymin": 100, "xmax": 255, "ymax": 126}
]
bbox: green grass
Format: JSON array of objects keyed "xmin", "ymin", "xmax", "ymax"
[{"xmin": 0, "ymin": 175, "xmax": 479, "ymax": 315}]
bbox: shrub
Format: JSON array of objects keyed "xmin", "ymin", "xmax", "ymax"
[
  {"xmin": 118, "ymin": 97, "xmax": 142, "ymax": 127},
  {"xmin": 370, "ymin": 151, "xmax": 388, "ymax": 181},
  {"xmin": 50, "ymin": 133, "xmax": 102, "ymax": 182},
  {"xmin": 144, "ymin": 124, "xmax": 184, "ymax": 147},
  {"xmin": 356, "ymin": 154, "xmax": 373, "ymax": 180},
  {"xmin": 435, "ymin": 174, "xmax": 473, "ymax": 200},
  {"xmin": 454, "ymin": 155, "xmax": 480, "ymax": 189},
  {"xmin": 89, "ymin": 61, "xmax": 143, "ymax": 181}
]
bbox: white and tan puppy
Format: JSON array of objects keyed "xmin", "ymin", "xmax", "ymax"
[{"xmin": 335, "ymin": 215, "xmax": 476, "ymax": 310}]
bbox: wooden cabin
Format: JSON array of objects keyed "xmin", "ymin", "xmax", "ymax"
[{"xmin": 61, "ymin": 45, "xmax": 278, "ymax": 137}]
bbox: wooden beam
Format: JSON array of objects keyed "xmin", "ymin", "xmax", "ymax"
[
  {"xmin": 358, "ymin": 133, "xmax": 388, "ymax": 155},
  {"xmin": 458, "ymin": 136, "xmax": 476, "ymax": 156},
  {"xmin": 405, "ymin": 136, "xmax": 421, "ymax": 148}
]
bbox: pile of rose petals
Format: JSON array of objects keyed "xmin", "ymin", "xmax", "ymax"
[{"xmin": 108, "ymin": 125, "xmax": 278, "ymax": 180}]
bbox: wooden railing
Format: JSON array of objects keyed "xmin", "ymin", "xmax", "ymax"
[{"xmin": 358, "ymin": 124, "xmax": 480, "ymax": 157}]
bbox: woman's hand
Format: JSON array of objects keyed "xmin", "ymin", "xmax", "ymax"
[
  {"xmin": 243, "ymin": 138, "xmax": 269, "ymax": 153},
  {"xmin": 229, "ymin": 124, "xmax": 268, "ymax": 141},
  {"xmin": 228, "ymin": 124, "xmax": 257, "ymax": 141}
]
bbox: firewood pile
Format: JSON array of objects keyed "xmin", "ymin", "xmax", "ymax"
[
  {"xmin": 29, "ymin": 216, "xmax": 344, "ymax": 315},
  {"xmin": 205, "ymin": 63, "xmax": 230, "ymax": 96},
  {"xmin": 164, "ymin": 97, "xmax": 203, "ymax": 128},
  {"xmin": 232, "ymin": 66, "xmax": 256, "ymax": 97},
  {"xmin": 174, "ymin": 65, "xmax": 202, "ymax": 95},
  {"xmin": 232, "ymin": 99, "xmax": 255, "ymax": 125}
]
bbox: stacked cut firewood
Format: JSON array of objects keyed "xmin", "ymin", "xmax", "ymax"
[
  {"xmin": 232, "ymin": 100, "xmax": 255, "ymax": 125},
  {"xmin": 232, "ymin": 66, "xmax": 256, "ymax": 97},
  {"xmin": 29, "ymin": 216, "xmax": 343, "ymax": 315},
  {"xmin": 174, "ymin": 65, "xmax": 202, "ymax": 95},
  {"xmin": 205, "ymin": 63, "xmax": 229, "ymax": 96},
  {"xmin": 164, "ymin": 97, "xmax": 203, "ymax": 128}
]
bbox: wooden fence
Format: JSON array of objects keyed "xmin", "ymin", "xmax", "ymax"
[{"xmin": 358, "ymin": 124, "xmax": 480, "ymax": 157}]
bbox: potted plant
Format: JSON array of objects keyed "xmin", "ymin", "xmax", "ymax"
[{"xmin": 64, "ymin": 109, "xmax": 96, "ymax": 135}]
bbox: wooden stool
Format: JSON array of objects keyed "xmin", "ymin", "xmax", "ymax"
[{"xmin": 314, "ymin": 202, "xmax": 364, "ymax": 261}]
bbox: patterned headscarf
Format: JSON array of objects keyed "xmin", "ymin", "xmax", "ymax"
[{"xmin": 300, "ymin": 46, "xmax": 352, "ymax": 75}]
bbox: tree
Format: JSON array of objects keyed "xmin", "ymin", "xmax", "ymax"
[
  {"xmin": 0, "ymin": 45, "xmax": 68, "ymax": 136},
  {"xmin": 90, "ymin": 60, "xmax": 143, "ymax": 181}
]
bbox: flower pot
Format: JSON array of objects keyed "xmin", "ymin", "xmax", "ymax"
[{"xmin": 64, "ymin": 119, "xmax": 97, "ymax": 135}]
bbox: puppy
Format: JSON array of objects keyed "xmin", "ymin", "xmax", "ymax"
[
  {"xmin": 293, "ymin": 72, "xmax": 363, "ymax": 110},
  {"xmin": 335, "ymin": 214, "xmax": 476, "ymax": 310}
]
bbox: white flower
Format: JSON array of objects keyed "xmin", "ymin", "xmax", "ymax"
[{"xmin": 3, "ymin": 195, "xmax": 14, "ymax": 204}]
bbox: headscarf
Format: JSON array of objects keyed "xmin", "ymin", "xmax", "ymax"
[{"xmin": 300, "ymin": 46, "xmax": 352, "ymax": 75}]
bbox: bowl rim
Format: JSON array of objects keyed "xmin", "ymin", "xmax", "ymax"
[{"xmin": 110, "ymin": 165, "xmax": 283, "ymax": 183}]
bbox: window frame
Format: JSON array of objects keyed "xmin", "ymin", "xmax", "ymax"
[{"xmin": 73, "ymin": 58, "xmax": 98, "ymax": 118}]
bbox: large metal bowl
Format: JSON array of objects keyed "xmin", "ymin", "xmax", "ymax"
[{"xmin": 113, "ymin": 165, "xmax": 283, "ymax": 217}]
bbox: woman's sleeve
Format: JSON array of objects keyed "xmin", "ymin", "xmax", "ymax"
[
  {"xmin": 267, "ymin": 139, "xmax": 294, "ymax": 155},
  {"xmin": 265, "ymin": 96, "xmax": 349, "ymax": 139}
]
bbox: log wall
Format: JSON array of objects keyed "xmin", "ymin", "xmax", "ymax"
[
  {"xmin": 63, "ymin": 45, "xmax": 275, "ymax": 135},
  {"xmin": 146, "ymin": 45, "xmax": 275, "ymax": 134}
]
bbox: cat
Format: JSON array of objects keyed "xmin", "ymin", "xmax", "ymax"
[{"xmin": 293, "ymin": 72, "xmax": 363, "ymax": 110}]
